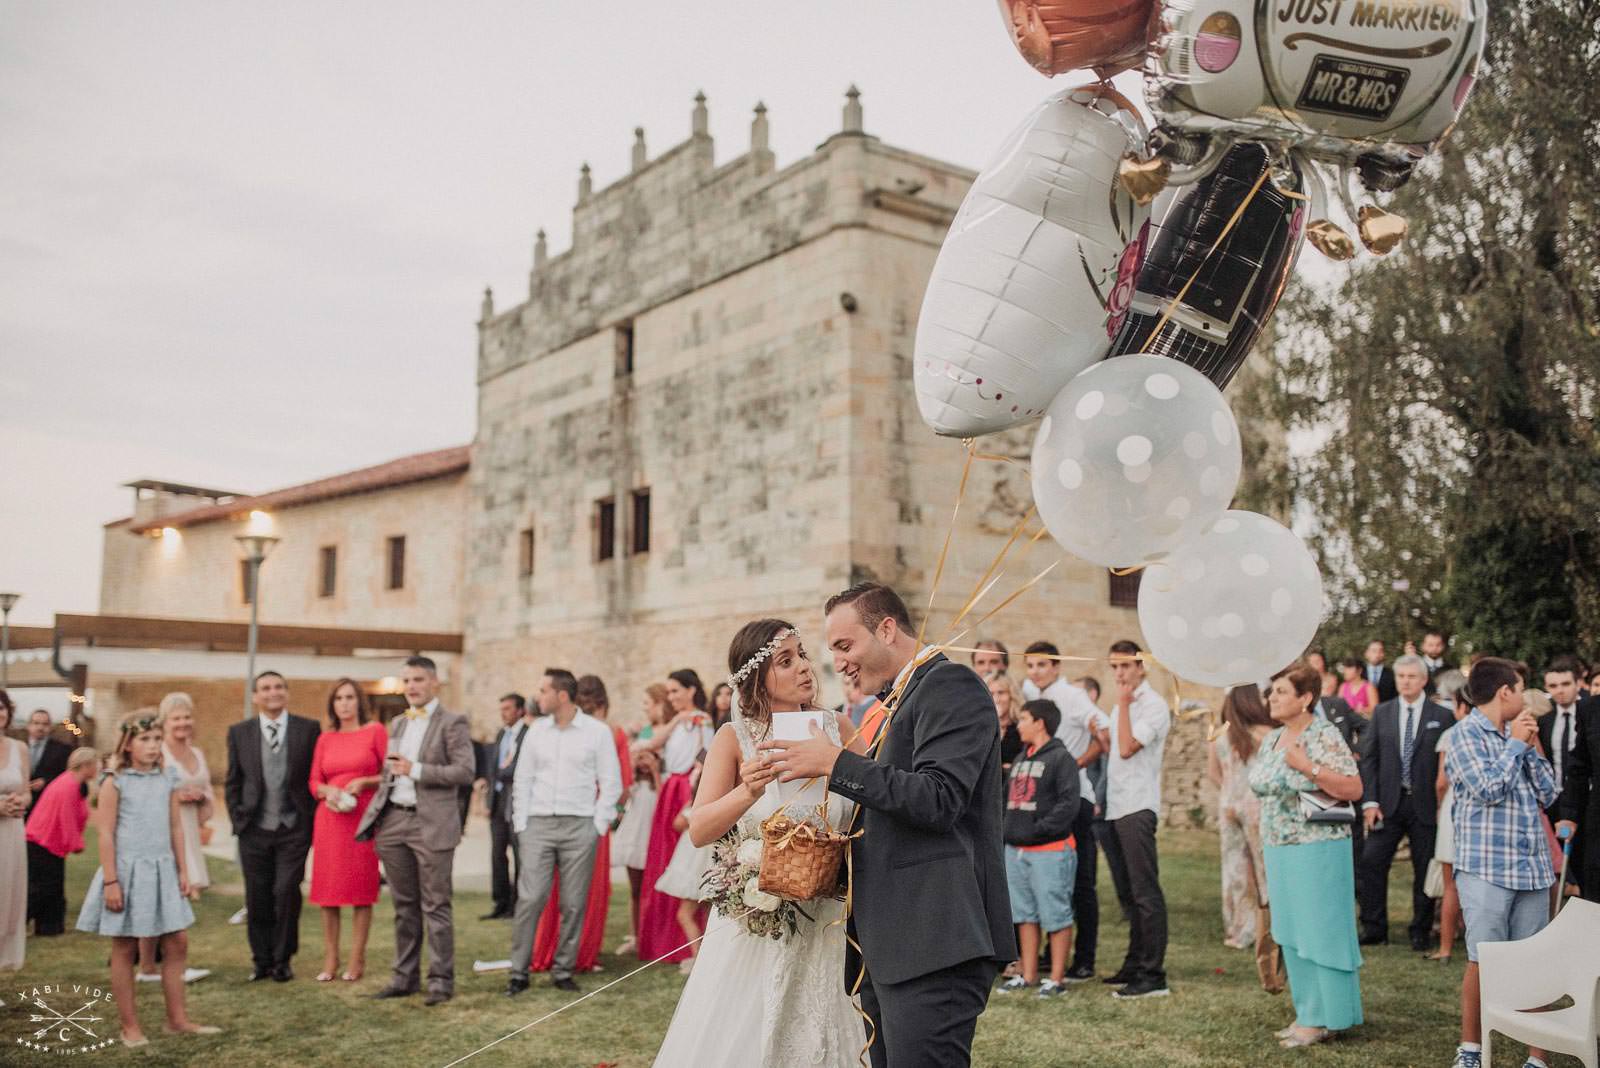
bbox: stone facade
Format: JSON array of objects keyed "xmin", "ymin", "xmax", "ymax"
[{"xmin": 465, "ymin": 91, "xmax": 1227, "ymax": 826}]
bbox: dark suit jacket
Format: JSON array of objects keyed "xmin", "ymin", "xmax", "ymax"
[
  {"xmin": 1360, "ymin": 697, "xmax": 1452, "ymax": 824},
  {"xmin": 486, "ymin": 722, "xmax": 529, "ymax": 823},
  {"xmin": 1557, "ymin": 697, "xmax": 1598, "ymax": 871},
  {"xmin": 829, "ymin": 654, "xmax": 1015, "ymax": 986},
  {"xmin": 1367, "ymin": 664, "xmax": 1399, "ymax": 705},
  {"xmin": 1318, "ymin": 696, "xmax": 1367, "ymax": 759},
  {"xmin": 1539, "ymin": 704, "xmax": 1585, "ymax": 817},
  {"xmin": 224, "ymin": 714, "xmax": 320, "ymax": 834},
  {"xmin": 26, "ymin": 737, "xmax": 73, "ymax": 815}
]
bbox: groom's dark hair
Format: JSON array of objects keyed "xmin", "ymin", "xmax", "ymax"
[{"xmin": 826, "ymin": 582, "xmax": 913, "ymax": 635}]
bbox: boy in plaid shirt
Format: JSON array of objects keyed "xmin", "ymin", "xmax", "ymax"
[{"xmin": 1445, "ymin": 657, "xmax": 1558, "ymax": 1068}]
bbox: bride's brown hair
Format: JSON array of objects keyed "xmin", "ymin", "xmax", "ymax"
[{"xmin": 727, "ymin": 618, "xmax": 806, "ymax": 742}]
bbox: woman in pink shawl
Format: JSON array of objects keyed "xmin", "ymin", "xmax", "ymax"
[{"xmin": 25, "ymin": 748, "xmax": 99, "ymax": 936}]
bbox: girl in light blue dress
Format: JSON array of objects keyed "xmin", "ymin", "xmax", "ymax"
[{"xmin": 77, "ymin": 712, "xmax": 219, "ymax": 1048}]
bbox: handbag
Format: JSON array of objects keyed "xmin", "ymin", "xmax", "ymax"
[{"xmin": 1298, "ymin": 789, "xmax": 1357, "ymax": 824}]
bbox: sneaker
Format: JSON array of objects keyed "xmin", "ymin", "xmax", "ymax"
[
  {"xmin": 134, "ymin": 973, "xmax": 161, "ymax": 984},
  {"xmin": 182, "ymin": 968, "xmax": 211, "ymax": 984},
  {"xmin": 1112, "ymin": 977, "xmax": 1171, "ymax": 999},
  {"xmin": 1451, "ymin": 1048, "xmax": 1482, "ymax": 1068},
  {"xmin": 1036, "ymin": 979, "xmax": 1064, "ymax": 999},
  {"xmin": 1101, "ymin": 970, "xmax": 1136, "ymax": 985},
  {"xmin": 228, "ymin": 908, "xmax": 247, "ymax": 926},
  {"xmin": 994, "ymin": 975, "xmax": 1035, "ymax": 995},
  {"xmin": 1063, "ymin": 965, "xmax": 1095, "ymax": 983}
]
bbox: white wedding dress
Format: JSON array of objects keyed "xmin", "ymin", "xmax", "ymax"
[{"xmin": 652, "ymin": 712, "xmax": 867, "ymax": 1068}]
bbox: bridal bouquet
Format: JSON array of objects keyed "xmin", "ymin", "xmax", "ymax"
[{"xmin": 701, "ymin": 833, "xmax": 803, "ymax": 942}]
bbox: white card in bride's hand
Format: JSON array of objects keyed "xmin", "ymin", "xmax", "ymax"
[{"xmin": 770, "ymin": 711, "xmax": 829, "ymax": 811}]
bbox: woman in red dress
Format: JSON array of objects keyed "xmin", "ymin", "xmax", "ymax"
[
  {"xmin": 530, "ymin": 674, "xmax": 632, "ymax": 973},
  {"xmin": 307, "ymin": 679, "xmax": 386, "ymax": 982},
  {"xmin": 636, "ymin": 669, "xmax": 713, "ymax": 963}
]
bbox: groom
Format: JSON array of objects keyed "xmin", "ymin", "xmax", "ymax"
[{"xmin": 763, "ymin": 582, "xmax": 1013, "ymax": 1067}]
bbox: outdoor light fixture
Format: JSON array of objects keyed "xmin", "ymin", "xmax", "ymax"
[{"xmin": 235, "ymin": 534, "xmax": 280, "ymax": 719}]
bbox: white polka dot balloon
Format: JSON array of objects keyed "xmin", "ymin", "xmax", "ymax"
[
  {"xmin": 1030, "ymin": 354, "xmax": 1242, "ymax": 568},
  {"xmin": 1137, "ymin": 510, "xmax": 1325, "ymax": 687}
]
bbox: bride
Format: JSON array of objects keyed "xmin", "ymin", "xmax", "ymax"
[{"xmin": 652, "ymin": 619, "xmax": 869, "ymax": 1067}]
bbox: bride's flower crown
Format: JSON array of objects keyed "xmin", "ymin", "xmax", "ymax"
[{"xmin": 728, "ymin": 627, "xmax": 796, "ymax": 688}]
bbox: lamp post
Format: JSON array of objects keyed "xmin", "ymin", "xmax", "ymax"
[
  {"xmin": 0, "ymin": 592, "xmax": 18, "ymax": 690},
  {"xmin": 234, "ymin": 535, "xmax": 279, "ymax": 719}
]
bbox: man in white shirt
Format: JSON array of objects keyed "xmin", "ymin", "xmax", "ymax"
[
  {"xmin": 1093, "ymin": 640, "xmax": 1171, "ymax": 999},
  {"xmin": 1022, "ymin": 640, "xmax": 1108, "ymax": 982},
  {"xmin": 505, "ymin": 668, "xmax": 623, "ymax": 996}
]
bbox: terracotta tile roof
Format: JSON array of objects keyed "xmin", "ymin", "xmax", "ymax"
[{"xmin": 125, "ymin": 445, "xmax": 471, "ymax": 533}]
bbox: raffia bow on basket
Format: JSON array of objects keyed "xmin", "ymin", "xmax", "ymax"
[{"xmin": 757, "ymin": 794, "xmax": 857, "ymax": 902}]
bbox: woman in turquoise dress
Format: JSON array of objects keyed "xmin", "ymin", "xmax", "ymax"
[
  {"xmin": 77, "ymin": 712, "xmax": 218, "ymax": 1048},
  {"xmin": 1250, "ymin": 662, "xmax": 1366, "ymax": 1049}
]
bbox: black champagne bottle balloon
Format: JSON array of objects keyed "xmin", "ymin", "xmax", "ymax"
[{"xmin": 1106, "ymin": 142, "xmax": 1302, "ymax": 389}]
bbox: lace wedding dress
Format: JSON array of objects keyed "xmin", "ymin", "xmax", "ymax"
[{"xmin": 651, "ymin": 712, "xmax": 867, "ymax": 1068}]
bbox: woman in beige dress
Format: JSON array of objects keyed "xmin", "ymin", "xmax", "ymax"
[
  {"xmin": 0, "ymin": 692, "xmax": 30, "ymax": 971},
  {"xmin": 136, "ymin": 693, "xmax": 212, "ymax": 984},
  {"xmin": 1207, "ymin": 684, "xmax": 1283, "ymax": 992}
]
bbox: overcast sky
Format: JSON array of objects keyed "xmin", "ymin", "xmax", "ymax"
[{"xmin": 0, "ymin": 1, "xmax": 1153, "ymax": 625}]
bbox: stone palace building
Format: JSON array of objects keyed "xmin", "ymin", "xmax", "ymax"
[{"xmin": 16, "ymin": 90, "xmax": 1239, "ymax": 824}]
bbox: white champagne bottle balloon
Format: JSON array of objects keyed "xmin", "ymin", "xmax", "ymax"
[{"xmin": 915, "ymin": 83, "xmax": 1149, "ymax": 438}]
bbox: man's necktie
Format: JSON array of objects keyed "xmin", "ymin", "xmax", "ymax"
[
  {"xmin": 266, "ymin": 721, "xmax": 281, "ymax": 754},
  {"xmin": 404, "ymin": 707, "xmax": 426, "ymax": 720},
  {"xmin": 1557, "ymin": 709, "xmax": 1574, "ymax": 790},
  {"xmin": 1400, "ymin": 704, "xmax": 1416, "ymax": 786}
]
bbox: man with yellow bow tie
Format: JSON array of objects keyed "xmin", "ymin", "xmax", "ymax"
[{"xmin": 356, "ymin": 656, "xmax": 475, "ymax": 1005}]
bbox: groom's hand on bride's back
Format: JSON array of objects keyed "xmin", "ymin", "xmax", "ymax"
[{"xmin": 758, "ymin": 722, "xmax": 843, "ymax": 782}]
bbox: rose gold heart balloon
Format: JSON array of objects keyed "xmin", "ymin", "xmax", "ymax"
[{"xmin": 997, "ymin": 0, "xmax": 1155, "ymax": 78}]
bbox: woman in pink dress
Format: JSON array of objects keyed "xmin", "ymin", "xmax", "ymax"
[
  {"xmin": 307, "ymin": 679, "xmax": 386, "ymax": 982},
  {"xmin": 1336, "ymin": 658, "xmax": 1377, "ymax": 715},
  {"xmin": 637, "ymin": 669, "xmax": 713, "ymax": 963}
]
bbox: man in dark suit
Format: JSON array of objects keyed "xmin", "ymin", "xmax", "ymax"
[
  {"xmin": 1357, "ymin": 655, "xmax": 1452, "ymax": 948},
  {"xmin": 1543, "ymin": 656, "xmax": 1588, "ymax": 896},
  {"xmin": 356, "ymin": 656, "xmax": 476, "ymax": 1005},
  {"xmin": 1415, "ymin": 630, "xmax": 1450, "ymax": 695},
  {"xmin": 1363, "ymin": 639, "xmax": 1399, "ymax": 705},
  {"xmin": 477, "ymin": 693, "xmax": 529, "ymax": 920},
  {"xmin": 765, "ymin": 583, "xmax": 1014, "ymax": 1068},
  {"xmin": 24, "ymin": 709, "xmax": 71, "ymax": 815},
  {"xmin": 1558, "ymin": 686, "xmax": 1600, "ymax": 902},
  {"xmin": 225, "ymin": 671, "xmax": 319, "ymax": 982}
]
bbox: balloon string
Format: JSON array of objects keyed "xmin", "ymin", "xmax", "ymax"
[
  {"xmin": 1139, "ymin": 164, "xmax": 1272, "ymax": 351},
  {"xmin": 918, "ymin": 439, "xmax": 976, "ymax": 648},
  {"xmin": 1109, "ymin": 564, "xmax": 1144, "ymax": 576},
  {"xmin": 944, "ymin": 504, "xmax": 1038, "ymax": 638}
]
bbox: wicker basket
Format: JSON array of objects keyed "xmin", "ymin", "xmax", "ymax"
[{"xmin": 757, "ymin": 808, "xmax": 849, "ymax": 902}]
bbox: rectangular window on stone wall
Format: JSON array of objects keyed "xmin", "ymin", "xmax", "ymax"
[
  {"xmin": 631, "ymin": 489, "xmax": 651, "ymax": 555},
  {"xmin": 319, "ymin": 546, "xmax": 337, "ymax": 598},
  {"xmin": 1108, "ymin": 568, "xmax": 1142, "ymax": 609},
  {"xmin": 615, "ymin": 322, "xmax": 634, "ymax": 377},
  {"xmin": 386, "ymin": 535, "xmax": 406, "ymax": 590},
  {"xmin": 519, "ymin": 527, "xmax": 535, "ymax": 576},
  {"xmin": 239, "ymin": 558, "xmax": 255, "ymax": 605},
  {"xmin": 596, "ymin": 499, "xmax": 616, "ymax": 562}
]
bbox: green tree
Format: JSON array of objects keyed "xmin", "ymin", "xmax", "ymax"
[{"xmin": 1273, "ymin": 0, "xmax": 1600, "ymax": 668}]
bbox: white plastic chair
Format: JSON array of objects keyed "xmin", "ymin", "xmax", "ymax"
[{"xmin": 1479, "ymin": 897, "xmax": 1600, "ymax": 1068}]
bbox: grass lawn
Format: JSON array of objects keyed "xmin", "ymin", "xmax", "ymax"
[{"xmin": 2, "ymin": 830, "xmax": 1571, "ymax": 1067}]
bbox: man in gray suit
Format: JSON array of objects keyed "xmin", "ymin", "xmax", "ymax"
[{"xmin": 356, "ymin": 656, "xmax": 475, "ymax": 1005}]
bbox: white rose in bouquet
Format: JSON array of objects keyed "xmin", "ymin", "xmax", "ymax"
[
  {"xmin": 742, "ymin": 877, "xmax": 782, "ymax": 913},
  {"xmin": 736, "ymin": 837, "xmax": 764, "ymax": 867}
]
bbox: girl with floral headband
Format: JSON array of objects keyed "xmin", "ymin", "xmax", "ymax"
[{"xmin": 76, "ymin": 711, "xmax": 220, "ymax": 1048}]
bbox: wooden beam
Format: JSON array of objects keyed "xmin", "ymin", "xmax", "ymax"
[
  {"xmin": 3, "ymin": 625, "xmax": 55, "ymax": 649},
  {"xmin": 53, "ymin": 614, "xmax": 463, "ymax": 654}
]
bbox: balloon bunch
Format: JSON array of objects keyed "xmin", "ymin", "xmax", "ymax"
[{"xmin": 912, "ymin": 0, "xmax": 1486, "ymax": 685}]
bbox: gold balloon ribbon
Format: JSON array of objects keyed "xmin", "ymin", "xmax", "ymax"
[
  {"xmin": 917, "ymin": 440, "xmax": 976, "ymax": 649},
  {"xmin": 1119, "ymin": 153, "xmax": 1172, "ymax": 206}
]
